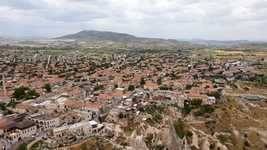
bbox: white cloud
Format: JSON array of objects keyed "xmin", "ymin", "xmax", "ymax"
[{"xmin": 0, "ymin": 0, "xmax": 266, "ymax": 40}]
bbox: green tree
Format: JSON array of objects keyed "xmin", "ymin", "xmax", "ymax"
[
  {"xmin": 128, "ymin": 85, "xmax": 135, "ymax": 91},
  {"xmin": 140, "ymin": 77, "xmax": 145, "ymax": 86},
  {"xmin": 13, "ymin": 86, "xmax": 28, "ymax": 100},
  {"xmin": 43, "ymin": 83, "xmax": 52, "ymax": 92},
  {"xmin": 25, "ymin": 89, "xmax": 40, "ymax": 99},
  {"xmin": 174, "ymin": 119, "xmax": 186, "ymax": 138},
  {"xmin": 157, "ymin": 78, "xmax": 162, "ymax": 85},
  {"xmin": 13, "ymin": 86, "xmax": 40, "ymax": 100}
]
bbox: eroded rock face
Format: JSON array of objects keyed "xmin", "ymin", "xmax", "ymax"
[
  {"xmin": 215, "ymin": 142, "xmax": 228, "ymax": 150},
  {"xmin": 200, "ymin": 139, "xmax": 210, "ymax": 150},
  {"xmin": 132, "ymin": 135, "xmax": 149, "ymax": 150}
]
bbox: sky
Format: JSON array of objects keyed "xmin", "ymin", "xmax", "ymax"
[{"xmin": 0, "ymin": 0, "xmax": 266, "ymax": 40}]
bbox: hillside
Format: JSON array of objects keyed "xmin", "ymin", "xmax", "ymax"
[
  {"xmin": 55, "ymin": 30, "xmax": 199, "ymax": 50},
  {"xmin": 56, "ymin": 30, "xmax": 138, "ymax": 42}
]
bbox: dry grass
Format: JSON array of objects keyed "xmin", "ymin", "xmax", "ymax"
[{"xmin": 225, "ymin": 81, "xmax": 267, "ymax": 97}]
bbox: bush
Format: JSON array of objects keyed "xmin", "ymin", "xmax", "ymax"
[
  {"xmin": 191, "ymin": 99, "xmax": 202, "ymax": 107},
  {"xmin": 194, "ymin": 105, "xmax": 215, "ymax": 116},
  {"xmin": 182, "ymin": 99, "xmax": 202, "ymax": 115},
  {"xmin": 128, "ymin": 85, "xmax": 135, "ymax": 91},
  {"xmin": 13, "ymin": 86, "xmax": 40, "ymax": 100},
  {"xmin": 140, "ymin": 104, "xmax": 165, "ymax": 124},
  {"xmin": 255, "ymin": 75, "xmax": 267, "ymax": 86},
  {"xmin": 94, "ymin": 85, "xmax": 104, "ymax": 91},
  {"xmin": 217, "ymin": 134, "xmax": 229, "ymax": 144},
  {"xmin": 17, "ymin": 143, "xmax": 27, "ymax": 150},
  {"xmin": 173, "ymin": 119, "xmax": 192, "ymax": 138},
  {"xmin": 43, "ymin": 83, "xmax": 52, "ymax": 92},
  {"xmin": 140, "ymin": 78, "xmax": 145, "ymax": 86}
]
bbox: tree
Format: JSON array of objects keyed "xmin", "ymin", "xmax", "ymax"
[
  {"xmin": 140, "ymin": 77, "xmax": 145, "ymax": 86},
  {"xmin": 157, "ymin": 78, "xmax": 162, "ymax": 85},
  {"xmin": 114, "ymin": 84, "xmax": 118, "ymax": 89},
  {"xmin": 25, "ymin": 89, "xmax": 40, "ymax": 99},
  {"xmin": 43, "ymin": 83, "xmax": 52, "ymax": 92},
  {"xmin": 13, "ymin": 86, "xmax": 28, "ymax": 100},
  {"xmin": 128, "ymin": 85, "xmax": 135, "ymax": 91},
  {"xmin": 13, "ymin": 86, "xmax": 40, "ymax": 100},
  {"xmin": 7, "ymin": 99, "xmax": 18, "ymax": 108},
  {"xmin": 255, "ymin": 75, "xmax": 267, "ymax": 86},
  {"xmin": 173, "ymin": 119, "xmax": 192, "ymax": 139}
]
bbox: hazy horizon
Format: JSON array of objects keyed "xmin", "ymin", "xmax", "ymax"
[{"xmin": 0, "ymin": 0, "xmax": 267, "ymax": 41}]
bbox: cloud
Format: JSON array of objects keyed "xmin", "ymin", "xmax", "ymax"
[
  {"xmin": 0, "ymin": 0, "xmax": 266, "ymax": 40},
  {"xmin": 0, "ymin": 0, "xmax": 47, "ymax": 10}
]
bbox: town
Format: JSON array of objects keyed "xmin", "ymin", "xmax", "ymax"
[{"xmin": 0, "ymin": 46, "xmax": 266, "ymax": 150}]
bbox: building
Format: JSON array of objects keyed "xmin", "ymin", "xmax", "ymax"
[
  {"xmin": 52, "ymin": 121, "xmax": 106, "ymax": 138},
  {"xmin": 28, "ymin": 113, "xmax": 60, "ymax": 131},
  {"xmin": 6, "ymin": 120, "xmax": 37, "ymax": 143},
  {"xmin": 0, "ymin": 115, "xmax": 37, "ymax": 143}
]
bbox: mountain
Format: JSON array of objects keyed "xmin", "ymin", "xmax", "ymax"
[
  {"xmin": 56, "ymin": 30, "xmax": 138, "ymax": 42},
  {"xmin": 55, "ymin": 30, "xmax": 203, "ymax": 50}
]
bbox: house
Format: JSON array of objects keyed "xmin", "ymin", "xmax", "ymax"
[
  {"xmin": 187, "ymin": 92, "xmax": 208, "ymax": 103},
  {"xmin": 205, "ymin": 96, "xmax": 216, "ymax": 105},
  {"xmin": 80, "ymin": 103, "xmax": 103, "ymax": 121},
  {"xmin": 152, "ymin": 90, "xmax": 184, "ymax": 107},
  {"xmin": 53, "ymin": 121, "xmax": 106, "ymax": 138},
  {"xmin": 14, "ymin": 102, "xmax": 31, "ymax": 113},
  {"xmin": 144, "ymin": 82, "xmax": 159, "ymax": 91},
  {"xmin": 28, "ymin": 113, "xmax": 60, "ymax": 131},
  {"xmin": 64, "ymin": 99, "xmax": 83, "ymax": 110},
  {"xmin": 5, "ymin": 120, "xmax": 37, "ymax": 143},
  {"xmin": 225, "ymin": 61, "xmax": 244, "ymax": 69},
  {"xmin": 0, "ymin": 115, "xmax": 37, "ymax": 143}
]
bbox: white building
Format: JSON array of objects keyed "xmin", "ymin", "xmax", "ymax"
[
  {"xmin": 28, "ymin": 113, "xmax": 60, "ymax": 131},
  {"xmin": 52, "ymin": 121, "xmax": 106, "ymax": 138}
]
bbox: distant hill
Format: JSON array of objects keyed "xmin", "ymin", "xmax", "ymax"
[
  {"xmin": 190, "ymin": 39, "xmax": 267, "ymax": 50},
  {"xmin": 55, "ymin": 30, "xmax": 201, "ymax": 50},
  {"xmin": 56, "ymin": 30, "xmax": 138, "ymax": 42}
]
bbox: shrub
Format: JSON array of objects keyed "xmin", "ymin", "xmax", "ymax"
[
  {"xmin": 128, "ymin": 85, "xmax": 135, "ymax": 91},
  {"xmin": 173, "ymin": 119, "xmax": 192, "ymax": 138},
  {"xmin": 194, "ymin": 105, "xmax": 215, "ymax": 116},
  {"xmin": 43, "ymin": 83, "xmax": 52, "ymax": 92},
  {"xmin": 13, "ymin": 86, "xmax": 40, "ymax": 100}
]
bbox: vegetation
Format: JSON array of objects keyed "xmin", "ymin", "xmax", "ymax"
[
  {"xmin": 217, "ymin": 134, "xmax": 230, "ymax": 144},
  {"xmin": 17, "ymin": 142, "xmax": 28, "ymax": 150},
  {"xmin": 157, "ymin": 78, "xmax": 162, "ymax": 85},
  {"xmin": 0, "ymin": 102, "xmax": 13, "ymax": 115},
  {"xmin": 236, "ymin": 74, "xmax": 267, "ymax": 87},
  {"xmin": 183, "ymin": 99, "xmax": 202, "ymax": 115},
  {"xmin": 173, "ymin": 119, "xmax": 192, "ymax": 139},
  {"xmin": 183, "ymin": 99, "xmax": 214, "ymax": 116},
  {"xmin": 30, "ymin": 141, "xmax": 44, "ymax": 150},
  {"xmin": 12, "ymin": 86, "xmax": 40, "ymax": 100},
  {"xmin": 140, "ymin": 77, "xmax": 145, "ymax": 86},
  {"xmin": 128, "ymin": 85, "xmax": 135, "ymax": 91},
  {"xmin": 139, "ymin": 104, "xmax": 165, "ymax": 124},
  {"xmin": 145, "ymin": 134, "xmax": 165, "ymax": 150},
  {"xmin": 94, "ymin": 85, "xmax": 104, "ymax": 91},
  {"xmin": 79, "ymin": 137, "xmax": 113, "ymax": 150},
  {"xmin": 43, "ymin": 83, "xmax": 52, "ymax": 92},
  {"xmin": 255, "ymin": 75, "xmax": 267, "ymax": 86},
  {"xmin": 194, "ymin": 105, "xmax": 215, "ymax": 116},
  {"xmin": 0, "ymin": 102, "xmax": 7, "ymax": 111}
]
